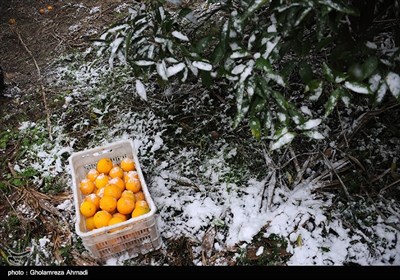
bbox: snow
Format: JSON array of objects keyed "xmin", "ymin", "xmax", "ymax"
[
  {"xmin": 369, "ymin": 74, "xmax": 381, "ymax": 92},
  {"xmin": 307, "ymin": 81, "xmax": 323, "ymax": 101},
  {"xmin": 156, "ymin": 61, "xmax": 168, "ymax": 80},
  {"xmin": 166, "ymin": 63, "xmax": 185, "ymax": 77},
  {"xmin": 150, "ymin": 133, "xmax": 163, "ymax": 153},
  {"xmin": 172, "ymin": 31, "xmax": 189, "ymax": 41},
  {"xmin": 192, "ymin": 61, "xmax": 212, "ymax": 71},
  {"xmin": 18, "ymin": 121, "xmax": 36, "ymax": 130},
  {"xmin": 135, "ymin": 80, "xmax": 147, "ymax": 101},
  {"xmin": 344, "ymin": 81, "xmax": 370, "ymax": 94},
  {"xmin": 386, "ymin": 72, "xmax": 400, "ymax": 98},
  {"xmin": 304, "ymin": 130, "xmax": 325, "ymax": 140},
  {"xmin": 57, "ymin": 200, "xmax": 72, "ymax": 211},
  {"xmin": 297, "ymin": 119, "xmax": 321, "ymax": 130},
  {"xmin": 133, "ymin": 60, "xmax": 155, "ymax": 66},
  {"xmin": 300, "ymin": 106, "xmax": 312, "ymax": 116},
  {"xmin": 89, "ymin": 6, "xmax": 100, "ymax": 14},
  {"xmin": 231, "ymin": 51, "xmax": 249, "ymax": 59},
  {"xmin": 366, "ymin": 41, "xmax": 377, "ymax": 49},
  {"xmin": 271, "ymin": 132, "xmax": 295, "ymax": 150},
  {"xmin": 262, "ymin": 37, "xmax": 280, "ymax": 59},
  {"xmin": 232, "ymin": 64, "xmax": 246, "ymax": 75},
  {"xmin": 267, "ymin": 24, "xmax": 276, "ymax": 33},
  {"xmin": 376, "ymin": 82, "xmax": 388, "ymax": 103},
  {"xmin": 240, "ymin": 63, "xmax": 254, "ymax": 83},
  {"xmin": 256, "ymin": 246, "xmax": 264, "ymax": 256},
  {"xmin": 39, "ymin": 236, "xmax": 50, "ymax": 248}
]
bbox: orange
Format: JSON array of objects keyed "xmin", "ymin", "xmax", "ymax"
[
  {"xmin": 39, "ymin": 8, "xmax": 45, "ymax": 14},
  {"xmin": 97, "ymin": 158, "xmax": 113, "ymax": 174},
  {"xmin": 85, "ymin": 217, "xmax": 96, "ymax": 231},
  {"xmin": 79, "ymin": 178, "xmax": 95, "ymax": 195},
  {"xmin": 131, "ymin": 206, "xmax": 150, "ymax": 218},
  {"xmin": 100, "ymin": 196, "xmax": 117, "ymax": 213},
  {"xmin": 96, "ymin": 187, "xmax": 105, "ymax": 198},
  {"xmin": 117, "ymin": 197, "xmax": 135, "ymax": 215},
  {"xmin": 120, "ymin": 157, "xmax": 135, "ymax": 172},
  {"xmin": 109, "ymin": 166, "xmax": 124, "ymax": 179},
  {"xmin": 135, "ymin": 200, "xmax": 149, "ymax": 210},
  {"xmin": 47, "ymin": 5, "xmax": 53, "ymax": 11},
  {"xmin": 84, "ymin": 194, "xmax": 101, "ymax": 210},
  {"xmin": 8, "ymin": 18, "xmax": 16, "ymax": 25},
  {"xmin": 121, "ymin": 190, "xmax": 135, "ymax": 200},
  {"xmin": 108, "ymin": 216, "xmax": 125, "ymax": 227},
  {"xmin": 103, "ymin": 184, "xmax": 122, "ymax": 199},
  {"xmin": 86, "ymin": 169, "xmax": 99, "ymax": 182},
  {"xmin": 109, "ymin": 177, "xmax": 125, "ymax": 192},
  {"xmin": 125, "ymin": 178, "xmax": 141, "ymax": 193},
  {"xmin": 80, "ymin": 201, "xmax": 96, "ymax": 218},
  {"xmin": 94, "ymin": 173, "xmax": 109, "ymax": 189},
  {"xmin": 134, "ymin": 191, "xmax": 145, "ymax": 201},
  {"xmin": 124, "ymin": 171, "xmax": 138, "ymax": 182},
  {"xmin": 93, "ymin": 210, "xmax": 112, "ymax": 228},
  {"xmin": 113, "ymin": 212, "xmax": 128, "ymax": 221}
]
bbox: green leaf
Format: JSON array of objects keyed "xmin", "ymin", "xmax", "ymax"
[
  {"xmin": 288, "ymin": 108, "xmax": 305, "ymax": 125},
  {"xmin": 292, "ymin": 39, "xmax": 303, "ymax": 56},
  {"xmin": 212, "ymin": 19, "xmax": 229, "ymax": 65},
  {"xmin": 200, "ymin": 70, "xmax": 212, "ymax": 88},
  {"xmin": 124, "ymin": 31, "xmax": 134, "ymax": 59},
  {"xmin": 323, "ymin": 63, "xmax": 347, "ymax": 83},
  {"xmin": 348, "ymin": 63, "xmax": 363, "ymax": 81},
  {"xmin": 272, "ymin": 91, "xmax": 289, "ymax": 110},
  {"xmin": 294, "ymin": 7, "xmax": 312, "ymax": 27},
  {"xmin": 12, "ymin": 178, "xmax": 24, "ymax": 187},
  {"xmin": 271, "ymin": 131, "xmax": 296, "ymax": 150},
  {"xmin": 255, "ymin": 57, "xmax": 273, "ymax": 72},
  {"xmin": 298, "ymin": 61, "xmax": 313, "ymax": 84},
  {"xmin": 250, "ymin": 95, "xmax": 266, "ymax": 116},
  {"xmin": 317, "ymin": 36, "xmax": 333, "ymax": 50},
  {"xmin": 306, "ymin": 80, "xmax": 324, "ymax": 101},
  {"xmin": 195, "ymin": 36, "xmax": 212, "ymax": 54},
  {"xmin": 212, "ymin": 43, "xmax": 225, "ymax": 65},
  {"xmin": 256, "ymin": 57, "xmax": 285, "ymax": 87},
  {"xmin": 280, "ymin": 61, "xmax": 296, "ymax": 81},
  {"xmin": 317, "ymin": 0, "xmax": 359, "ymax": 16},
  {"xmin": 361, "ymin": 56, "xmax": 378, "ymax": 80},
  {"xmin": 179, "ymin": 8, "xmax": 193, "ymax": 18},
  {"xmin": 262, "ymin": 110, "xmax": 273, "ymax": 132},
  {"xmin": 324, "ymin": 87, "xmax": 344, "ymax": 117},
  {"xmin": 249, "ymin": 117, "xmax": 262, "ymax": 140},
  {"xmin": 255, "ymin": 76, "xmax": 271, "ymax": 99},
  {"xmin": 154, "ymin": 6, "xmax": 165, "ymax": 23},
  {"xmin": 322, "ymin": 63, "xmax": 335, "ymax": 82},
  {"xmin": 22, "ymin": 167, "xmax": 39, "ymax": 178}
]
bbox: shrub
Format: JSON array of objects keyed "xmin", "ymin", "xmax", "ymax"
[{"xmin": 96, "ymin": 0, "xmax": 400, "ymax": 149}]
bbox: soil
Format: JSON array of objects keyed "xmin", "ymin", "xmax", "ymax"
[{"xmin": 0, "ymin": 0, "xmax": 123, "ymax": 129}]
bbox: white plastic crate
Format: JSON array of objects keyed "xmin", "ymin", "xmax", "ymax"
[{"xmin": 69, "ymin": 139, "xmax": 162, "ymax": 261}]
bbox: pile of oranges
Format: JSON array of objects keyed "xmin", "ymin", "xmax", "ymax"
[{"xmin": 79, "ymin": 157, "xmax": 150, "ymax": 231}]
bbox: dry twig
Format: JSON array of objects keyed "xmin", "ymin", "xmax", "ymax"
[
  {"xmin": 321, "ymin": 153, "xmax": 352, "ymax": 201},
  {"xmin": 14, "ymin": 28, "xmax": 53, "ymax": 141}
]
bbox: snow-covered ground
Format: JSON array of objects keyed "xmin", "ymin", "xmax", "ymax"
[{"xmin": 11, "ymin": 48, "xmax": 399, "ymax": 265}]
